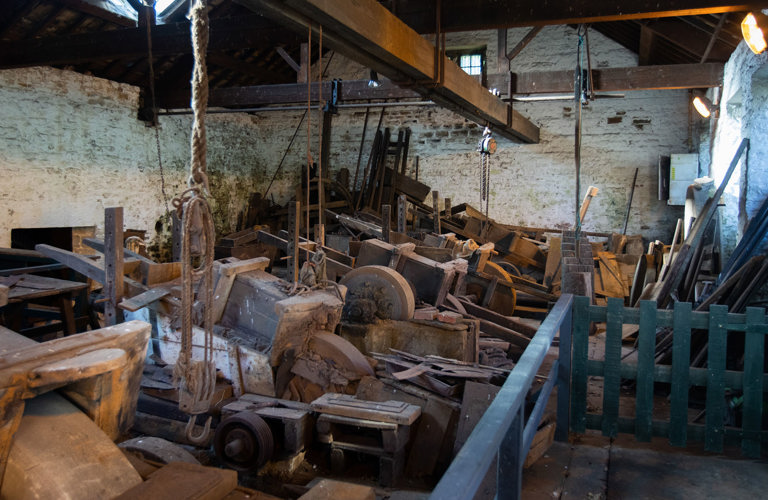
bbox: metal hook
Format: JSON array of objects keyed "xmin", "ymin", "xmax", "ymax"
[{"xmin": 184, "ymin": 414, "xmax": 213, "ymax": 446}]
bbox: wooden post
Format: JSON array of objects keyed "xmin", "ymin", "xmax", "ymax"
[
  {"xmin": 432, "ymin": 190, "xmax": 441, "ymax": 234},
  {"xmin": 320, "ymin": 110, "xmax": 333, "ymax": 218},
  {"xmin": 382, "ymin": 205, "xmax": 391, "ymax": 243},
  {"xmin": 397, "ymin": 194, "xmax": 407, "ymax": 233},
  {"xmin": 104, "ymin": 207, "xmax": 124, "ymax": 326},
  {"xmin": 289, "ymin": 201, "xmax": 300, "ymax": 283},
  {"xmin": 297, "ymin": 43, "xmax": 309, "ymax": 83},
  {"xmin": 444, "ymin": 197, "xmax": 452, "ymax": 219}
]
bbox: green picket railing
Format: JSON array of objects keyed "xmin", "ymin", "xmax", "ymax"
[{"xmin": 570, "ymin": 296, "xmax": 767, "ymax": 457}]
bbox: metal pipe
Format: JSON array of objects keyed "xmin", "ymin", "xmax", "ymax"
[{"xmin": 158, "ymin": 100, "xmax": 435, "ymax": 116}]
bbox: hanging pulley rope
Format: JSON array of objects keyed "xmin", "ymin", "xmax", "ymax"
[{"xmin": 171, "ymin": 0, "xmax": 216, "ymax": 446}]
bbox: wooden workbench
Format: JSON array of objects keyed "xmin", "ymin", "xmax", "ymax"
[{"xmin": 0, "ymin": 274, "xmax": 89, "ymax": 338}]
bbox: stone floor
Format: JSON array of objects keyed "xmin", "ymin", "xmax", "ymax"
[{"xmin": 522, "ymin": 432, "xmax": 768, "ymax": 500}]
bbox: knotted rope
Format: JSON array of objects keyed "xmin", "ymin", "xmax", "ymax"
[{"xmin": 171, "ymin": 0, "xmax": 216, "ymax": 446}]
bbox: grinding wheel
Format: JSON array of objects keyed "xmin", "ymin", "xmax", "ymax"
[{"xmin": 339, "ymin": 265, "xmax": 415, "ymax": 321}]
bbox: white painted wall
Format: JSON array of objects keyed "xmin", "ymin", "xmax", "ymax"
[
  {"xmin": 0, "ymin": 25, "xmax": 692, "ymax": 257},
  {"xmin": 707, "ymin": 43, "xmax": 768, "ymax": 257},
  {"xmin": 320, "ymin": 26, "xmax": 689, "ymax": 242},
  {"xmin": 0, "ymin": 66, "xmax": 295, "ymax": 258}
]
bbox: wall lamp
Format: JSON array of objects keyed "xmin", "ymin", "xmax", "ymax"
[
  {"xmin": 742, "ymin": 12, "xmax": 768, "ymax": 54},
  {"xmin": 368, "ymin": 70, "xmax": 380, "ymax": 88},
  {"xmin": 692, "ymin": 90, "xmax": 715, "ymax": 118}
]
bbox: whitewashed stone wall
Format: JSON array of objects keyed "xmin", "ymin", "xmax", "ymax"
[
  {"xmin": 708, "ymin": 43, "xmax": 768, "ymax": 256},
  {"xmin": 0, "ymin": 25, "xmax": 692, "ymax": 256},
  {"xmin": 0, "ymin": 66, "xmax": 295, "ymax": 258},
  {"xmin": 319, "ymin": 26, "xmax": 688, "ymax": 242}
]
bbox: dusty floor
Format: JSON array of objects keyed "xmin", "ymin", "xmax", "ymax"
[
  {"xmin": 523, "ymin": 432, "xmax": 768, "ymax": 500},
  {"xmin": 522, "ymin": 327, "xmax": 768, "ymax": 500}
]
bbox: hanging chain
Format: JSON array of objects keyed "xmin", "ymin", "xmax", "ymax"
[
  {"xmin": 477, "ymin": 126, "xmax": 494, "ymax": 223},
  {"xmin": 154, "ymin": 128, "xmax": 171, "ymax": 216},
  {"xmin": 144, "ymin": 1, "xmax": 171, "ymax": 216}
]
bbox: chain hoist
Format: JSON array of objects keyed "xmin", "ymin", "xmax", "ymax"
[{"xmin": 477, "ymin": 126, "xmax": 496, "ymax": 221}]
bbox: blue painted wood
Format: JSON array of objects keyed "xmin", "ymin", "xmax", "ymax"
[
  {"xmin": 524, "ymin": 363, "xmax": 558, "ymax": 453},
  {"xmin": 670, "ymin": 301, "xmax": 692, "ymax": 447},
  {"xmin": 429, "ymin": 294, "xmax": 573, "ymax": 500},
  {"xmin": 742, "ymin": 307, "xmax": 765, "ymax": 458},
  {"xmin": 571, "ymin": 295, "xmax": 590, "ymax": 433},
  {"xmin": 635, "ymin": 300, "xmax": 656, "ymax": 442},
  {"xmin": 705, "ymin": 305, "xmax": 727, "ymax": 453},
  {"xmin": 498, "ymin": 405, "xmax": 524, "ymax": 500},
  {"xmin": 602, "ymin": 297, "xmax": 623, "ymax": 438},
  {"xmin": 555, "ymin": 302, "xmax": 573, "ymax": 442}
]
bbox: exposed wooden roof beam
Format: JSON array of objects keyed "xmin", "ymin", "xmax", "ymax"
[
  {"xmin": 510, "ymin": 63, "xmax": 724, "ymax": 94},
  {"xmin": 701, "ymin": 13, "xmax": 728, "ymax": 62},
  {"xmin": 52, "ymin": 0, "xmax": 136, "ymax": 27},
  {"xmin": 638, "ymin": 18, "xmax": 735, "ymax": 62},
  {"xmin": 235, "ymin": 0, "xmax": 539, "ymax": 143},
  {"xmin": 389, "ymin": 0, "xmax": 761, "ymax": 33},
  {"xmin": 0, "ymin": 15, "xmax": 296, "ymax": 69},
  {"xmin": 158, "ymin": 78, "xmax": 421, "ymax": 108}
]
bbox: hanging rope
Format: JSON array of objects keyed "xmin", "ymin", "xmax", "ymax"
[
  {"xmin": 171, "ymin": 0, "xmax": 216, "ymax": 446},
  {"xmin": 305, "ymin": 24, "xmax": 313, "ymax": 261},
  {"xmin": 316, "ymin": 25, "xmax": 324, "ymax": 239}
]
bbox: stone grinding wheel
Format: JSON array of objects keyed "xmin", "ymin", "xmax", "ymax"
[
  {"xmin": 339, "ymin": 265, "xmax": 416, "ymax": 321},
  {"xmin": 213, "ymin": 411, "xmax": 274, "ymax": 471}
]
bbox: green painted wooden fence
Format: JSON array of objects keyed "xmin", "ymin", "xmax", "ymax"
[{"xmin": 570, "ymin": 296, "xmax": 767, "ymax": 457}]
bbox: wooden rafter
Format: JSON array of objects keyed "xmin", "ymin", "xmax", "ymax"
[
  {"xmin": 510, "ymin": 63, "xmax": 724, "ymax": 94},
  {"xmin": 388, "ymin": 0, "xmax": 761, "ymax": 33},
  {"xmin": 0, "ymin": 15, "xmax": 297, "ymax": 69},
  {"xmin": 236, "ymin": 0, "xmax": 540, "ymax": 143},
  {"xmin": 158, "ymin": 78, "xmax": 422, "ymax": 108}
]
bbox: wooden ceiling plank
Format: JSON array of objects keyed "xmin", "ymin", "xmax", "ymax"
[
  {"xmin": 236, "ymin": 0, "xmax": 539, "ymax": 143},
  {"xmin": 389, "ymin": 0, "xmax": 760, "ymax": 33},
  {"xmin": 0, "ymin": 15, "xmax": 297, "ymax": 69},
  {"xmin": 512, "ymin": 63, "xmax": 724, "ymax": 93}
]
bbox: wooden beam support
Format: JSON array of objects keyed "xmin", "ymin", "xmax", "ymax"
[
  {"xmin": 276, "ymin": 46, "xmax": 301, "ymax": 73},
  {"xmin": 388, "ymin": 0, "xmax": 761, "ymax": 33},
  {"xmin": 236, "ymin": 0, "xmax": 539, "ymax": 143},
  {"xmin": 506, "ymin": 26, "xmax": 543, "ymax": 61},
  {"xmin": 640, "ymin": 18, "xmax": 737, "ymax": 63},
  {"xmin": 0, "ymin": 15, "xmax": 296, "ymax": 69},
  {"xmin": 103, "ymin": 207, "xmax": 124, "ymax": 326},
  {"xmin": 512, "ymin": 62, "xmax": 724, "ymax": 94},
  {"xmin": 160, "ymin": 78, "xmax": 421, "ymax": 108}
]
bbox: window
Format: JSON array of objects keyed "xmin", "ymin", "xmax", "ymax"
[
  {"xmin": 459, "ymin": 54, "xmax": 483, "ymax": 76},
  {"xmin": 446, "ymin": 47, "xmax": 486, "ymax": 85}
]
